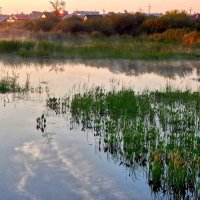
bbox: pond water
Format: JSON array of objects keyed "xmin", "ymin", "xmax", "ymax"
[{"xmin": 0, "ymin": 58, "xmax": 200, "ymax": 200}]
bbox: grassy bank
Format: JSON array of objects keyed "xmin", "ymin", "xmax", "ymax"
[
  {"xmin": 0, "ymin": 36, "xmax": 199, "ymax": 60},
  {"xmin": 47, "ymin": 86, "xmax": 200, "ymax": 199}
]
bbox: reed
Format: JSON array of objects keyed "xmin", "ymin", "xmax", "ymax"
[
  {"xmin": 53, "ymin": 85, "xmax": 200, "ymax": 199},
  {"xmin": 0, "ymin": 73, "xmax": 30, "ymax": 93}
]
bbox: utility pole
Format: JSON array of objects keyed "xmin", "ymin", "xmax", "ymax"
[
  {"xmin": 0, "ymin": 7, "xmax": 2, "ymax": 15},
  {"xmin": 148, "ymin": 4, "xmax": 151, "ymax": 15},
  {"xmin": 189, "ymin": 7, "xmax": 193, "ymax": 15},
  {"xmin": 139, "ymin": 7, "xmax": 142, "ymax": 13}
]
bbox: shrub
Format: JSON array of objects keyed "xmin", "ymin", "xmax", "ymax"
[
  {"xmin": 194, "ymin": 19, "xmax": 200, "ymax": 31},
  {"xmin": 83, "ymin": 17, "xmax": 114, "ymax": 36},
  {"xmin": 27, "ymin": 16, "xmax": 60, "ymax": 32},
  {"xmin": 106, "ymin": 13, "xmax": 146, "ymax": 35},
  {"xmin": 55, "ymin": 16, "xmax": 85, "ymax": 33},
  {"xmin": 183, "ymin": 31, "xmax": 200, "ymax": 45},
  {"xmin": 143, "ymin": 18, "xmax": 167, "ymax": 34},
  {"xmin": 160, "ymin": 10, "xmax": 194, "ymax": 29},
  {"xmin": 36, "ymin": 19, "xmax": 59, "ymax": 32},
  {"xmin": 149, "ymin": 29, "xmax": 189, "ymax": 41},
  {"xmin": 91, "ymin": 31, "xmax": 103, "ymax": 38}
]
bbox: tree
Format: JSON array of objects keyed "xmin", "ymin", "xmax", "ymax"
[
  {"xmin": 50, "ymin": 0, "xmax": 66, "ymax": 16},
  {"xmin": 161, "ymin": 10, "xmax": 193, "ymax": 29}
]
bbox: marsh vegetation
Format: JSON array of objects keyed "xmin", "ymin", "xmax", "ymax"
[
  {"xmin": 0, "ymin": 37, "xmax": 199, "ymax": 59},
  {"xmin": 0, "ymin": 72, "xmax": 30, "ymax": 93},
  {"xmin": 46, "ymin": 86, "xmax": 200, "ymax": 200},
  {"xmin": 1, "ymin": 58, "xmax": 200, "ymax": 199}
]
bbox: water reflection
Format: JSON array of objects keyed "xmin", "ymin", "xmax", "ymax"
[
  {"xmin": 1, "ymin": 56, "xmax": 200, "ymax": 79},
  {"xmin": 14, "ymin": 139, "xmax": 145, "ymax": 200},
  {"xmin": 1, "ymin": 57, "xmax": 200, "ymax": 200}
]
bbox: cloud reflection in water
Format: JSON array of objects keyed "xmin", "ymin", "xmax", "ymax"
[{"xmin": 14, "ymin": 141, "xmax": 140, "ymax": 200}]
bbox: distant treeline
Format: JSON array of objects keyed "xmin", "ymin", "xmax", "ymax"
[{"xmin": 24, "ymin": 10, "xmax": 200, "ymax": 37}]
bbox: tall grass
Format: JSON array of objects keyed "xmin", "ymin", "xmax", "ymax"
[
  {"xmin": 0, "ymin": 37, "xmax": 199, "ymax": 59},
  {"xmin": 50, "ymin": 86, "xmax": 200, "ymax": 200}
]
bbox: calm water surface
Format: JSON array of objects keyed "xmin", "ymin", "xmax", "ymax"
[{"xmin": 0, "ymin": 59, "xmax": 200, "ymax": 200}]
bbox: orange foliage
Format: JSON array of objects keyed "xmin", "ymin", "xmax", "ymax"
[{"xmin": 183, "ymin": 31, "xmax": 200, "ymax": 45}]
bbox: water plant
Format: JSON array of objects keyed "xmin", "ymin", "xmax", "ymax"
[
  {"xmin": 46, "ymin": 96, "xmax": 69, "ymax": 115},
  {"xmin": 0, "ymin": 72, "xmax": 30, "ymax": 93},
  {"xmin": 60, "ymin": 86, "xmax": 200, "ymax": 200}
]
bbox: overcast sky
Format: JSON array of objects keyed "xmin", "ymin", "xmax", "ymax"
[{"xmin": 0, "ymin": 0, "xmax": 199, "ymax": 14}]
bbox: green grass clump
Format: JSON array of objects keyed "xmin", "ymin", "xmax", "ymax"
[
  {"xmin": 0, "ymin": 76, "xmax": 20, "ymax": 93},
  {"xmin": 0, "ymin": 74, "xmax": 30, "ymax": 93},
  {"xmin": 60, "ymin": 86, "xmax": 200, "ymax": 200}
]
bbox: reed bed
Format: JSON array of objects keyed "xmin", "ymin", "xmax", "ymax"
[{"xmin": 47, "ymin": 86, "xmax": 200, "ymax": 200}]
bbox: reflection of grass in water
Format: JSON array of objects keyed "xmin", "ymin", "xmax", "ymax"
[
  {"xmin": 0, "ymin": 73, "xmax": 30, "ymax": 93},
  {"xmin": 63, "ymin": 86, "xmax": 200, "ymax": 200}
]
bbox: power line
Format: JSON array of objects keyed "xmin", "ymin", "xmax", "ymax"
[
  {"xmin": 189, "ymin": 7, "xmax": 193, "ymax": 15},
  {"xmin": 148, "ymin": 4, "xmax": 151, "ymax": 14}
]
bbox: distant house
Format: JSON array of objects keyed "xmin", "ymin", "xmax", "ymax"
[
  {"xmin": 145, "ymin": 13, "xmax": 163, "ymax": 17},
  {"xmin": 29, "ymin": 11, "xmax": 42, "ymax": 20},
  {"xmin": 40, "ymin": 12, "xmax": 53, "ymax": 19},
  {"xmin": 83, "ymin": 14, "xmax": 102, "ymax": 21},
  {"xmin": 0, "ymin": 16, "xmax": 8, "ymax": 22},
  {"xmin": 6, "ymin": 15, "xmax": 17, "ymax": 23},
  {"xmin": 62, "ymin": 13, "xmax": 72, "ymax": 20},
  {"xmin": 39, "ymin": 11, "xmax": 67, "ymax": 20},
  {"xmin": 7, "ymin": 14, "xmax": 30, "ymax": 22},
  {"xmin": 72, "ymin": 11, "xmax": 100, "ymax": 19},
  {"xmin": 192, "ymin": 13, "xmax": 200, "ymax": 20},
  {"xmin": 14, "ymin": 14, "xmax": 30, "ymax": 20}
]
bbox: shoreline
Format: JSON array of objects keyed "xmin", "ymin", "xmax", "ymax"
[{"xmin": 0, "ymin": 38, "xmax": 199, "ymax": 60}]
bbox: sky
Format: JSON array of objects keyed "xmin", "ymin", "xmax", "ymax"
[{"xmin": 0, "ymin": 0, "xmax": 200, "ymax": 15}]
